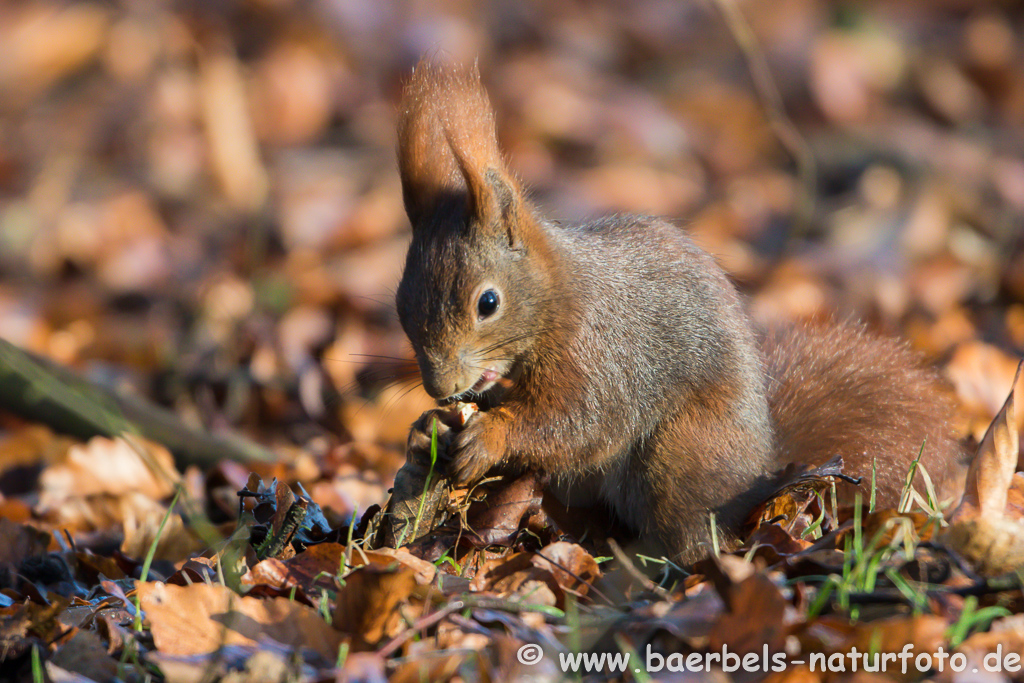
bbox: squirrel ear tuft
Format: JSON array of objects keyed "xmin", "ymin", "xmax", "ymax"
[
  {"xmin": 396, "ymin": 61, "xmax": 524, "ymax": 243},
  {"xmin": 447, "ymin": 137, "xmax": 522, "ymax": 249}
]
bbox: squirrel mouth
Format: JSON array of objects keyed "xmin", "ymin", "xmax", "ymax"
[
  {"xmin": 444, "ymin": 369, "xmax": 501, "ymax": 404},
  {"xmin": 471, "ymin": 369, "xmax": 500, "ymax": 392}
]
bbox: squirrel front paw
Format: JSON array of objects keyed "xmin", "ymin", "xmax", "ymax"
[
  {"xmin": 406, "ymin": 408, "xmax": 462, "ymax": 457},
  {"xmin": 448, "ymin": 412, "xmax": 508, "ymax": 486}
]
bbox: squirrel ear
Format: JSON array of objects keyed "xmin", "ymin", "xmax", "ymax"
[
  {"xmin": 397, "ymin": 62, "xmax": 526, "ymax": 246},
  {"xmin": 447, "ymin": 137, "xmax": 522, "ymax": 250}
]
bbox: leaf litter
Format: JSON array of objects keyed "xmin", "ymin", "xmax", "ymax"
[{"xmin": 1, "ymin": 1, "xmax": 1024, "ymax": 682}]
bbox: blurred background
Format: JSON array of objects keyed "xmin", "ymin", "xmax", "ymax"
[{"xmin": 0, "ymin": 0, "xmax": 1022, "ymax": 523}]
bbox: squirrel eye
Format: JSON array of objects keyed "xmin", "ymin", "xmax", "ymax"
[{"xmin": 477, "ymin": 289, "xmax": 500, "ymax": 319}]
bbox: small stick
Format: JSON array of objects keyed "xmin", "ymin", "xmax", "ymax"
[
  {"xmin": 711, "ymin": 0, "xmax": 818, "ymax": 241},
  {"xmin": 607, "ymin": 538, "xmax": 670, "ymax": 600}
]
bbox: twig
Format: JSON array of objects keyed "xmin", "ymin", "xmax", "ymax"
[
  {"xmin": 533, "ymin": 549, "xmax": 616, "ymax": 607},
  {"xmin": 377, "ymin": 602, "xmax": 464, "ymax": 658},
  {"xmin": 711, "ymin": 0, "xmax": 817, "ymax": 240},
  {"xmin": 0, "ymin": 337, "xmax": 277, "ymax": 468},
  {"xmin": 845, "ymin": 576, "xmax": 1021, "ymax": 606},
  {"xmin": 607, "ymin": 538, "xmax": 671, "ymax": 600}
]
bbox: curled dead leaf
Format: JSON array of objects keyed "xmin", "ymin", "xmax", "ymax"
[
  {"xmin": 354, "ymin": 547, "xmax": 437, "ymax": 586},
  {"xmin": 469, "ymin": 542, "xmax": 600, "ymax": 609},
  {"xmin": 943, "ymin": 359, "xmax": 1024, "ymax": 575},
  {"xmin": 242, "ymin": 542, "xmax": 345, "ymax": 593}
]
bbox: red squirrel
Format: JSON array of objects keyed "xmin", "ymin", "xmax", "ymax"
[{"xmin": 393, "ymin": 62, "xmax": 967, "ymax": 563}]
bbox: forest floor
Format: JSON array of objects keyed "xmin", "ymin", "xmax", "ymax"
[{"xmin": 1, "ymin": 1, "xmax": 1024, "ymax": 681}]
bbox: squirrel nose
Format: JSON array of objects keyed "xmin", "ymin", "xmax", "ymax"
[
  {"xmin": 421, "ymin": 376, "xmax": 454, "ymax": 400},
  {"xmin": 418, "ymin": 348, "xmax": 473, "ymax": 400},
  {"xmin": 417, "ymin": 358, "xmax": 459, "ymax": 400}
]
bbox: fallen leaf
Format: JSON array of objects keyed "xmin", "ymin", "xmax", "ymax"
[
  {"xmin": 834, "ymin": 615, "xmax": 948, "ymax": 681},
  {"xmin": 944, "ymin": 360, "xmax": 1024, "ymax": 574},
  {"xmin": 333, "ymin": 562, "xmax": 419, "ymax": 651},
  {"xmin": 242, "ymin": 542, "xmax": 346, "ymax": 593},
  {"xmin": 705, "ymin": 556, "xmax": 792, "ymax": 656},
  {"xmin": 467, "ymin": 545, "xmax": 598, "ymax": 610},
  {"xmin": 137, "ymin": 581, "xmax": 344, "ymax": 661},
  {"xmin": 199, "ymin": 48, "xmax": 268, "ymax": 212},
  {"xmin": 745, "ymin": 523, "xmax": 813, "ymax": 565},
  {"xmin": 49, "ymin": 629, "xmax": 119, "ymax": 681},
  {"xmin": 39, "ymin": 435, "xmax": 178, "ymax": 505},
  {"xmin": 147, "ymin": 642, "xmax": 314, "ymax": 683},
  {"xmin": 0, "ymin": 517, "xmax": 52, "ymax": 565},
  {"xmin": 945, "ymin": 341, "xmax": 1022, "ymax": 441},
  {"xmin": 531, "ymin": 542, "xmax": 601, "ymax": 599},
  {"xmin": 0, "ymin": 4, "xmax": 110, "ymax": 103},
  {"xmin": 464, "ymin": 472, "xmax": 546, "ymax": 547},
  {"xmin": 356, "ymin": 547, "xmax": 437, "ymax": 586},
  {"xmin": 120, "ymin": 493, "xmax": 200, "ymax": 563}
]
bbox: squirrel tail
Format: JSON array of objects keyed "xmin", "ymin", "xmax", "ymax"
[{"xmin": 763, "ymin": 321, "xmax": 968, "ymax": 508}]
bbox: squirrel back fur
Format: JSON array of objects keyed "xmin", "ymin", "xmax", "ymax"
[{"xmin": 394, "ymin": 62, "xmax": 966, "ymax": 563}]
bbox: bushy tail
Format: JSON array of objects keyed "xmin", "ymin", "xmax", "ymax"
[{"xmin": 763, "ymin": 322, "xmax": 968, "ymax": 509}]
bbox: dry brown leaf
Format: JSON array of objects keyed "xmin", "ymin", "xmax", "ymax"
[
  {"xmin": 944, "ymin": 360, "xmax": 1024, "ymax": 574},
  {"xmin": 0, "ymin": 517, "xmax": 52, "ymax": 564},
  {"xmin": 0, "ymin": 4, "xmax": 110, "ymax": 102},
  {"xmin": 842, "ymin": 615, "xmax": 949, "ymax": 682},
  {"xmin": 251, "ymin": 40, "xmax": 334, "ymax": 146},
  {"xmin": 390, "ymin": 650, "xmax": 466, "ymax": 683},
  {"xmin": 763, "ymin": 664, "xmax": 822, "ymax": 683},
  {"xmin": 749, "ymin": 260, "xmax": 829, "ymax": 325},
  {"xmin": 138, "ymin": 581, "xmax": 344, "ymax": 661},
  {"xmin": 147, "ymin": 645, "xmax": 303, "ymax": 683},
  {"xmin": 464, "ymin": 471, "xmax": 546, "ymax": 547},
  {"xmin": 835, "ymin": 510, "xmax": 937, "ymax": 548},
  {"xmin": 199, "ymin": 48, "xmax": 268, "ymax": 212},
  {"xmin": 120, "ymin": 493, "xmax": 200, "ymax": 562},
  {"xmin": 954, "ymin": 615, "xmax": 1024, "ymax": 677},
  {"xmin": 961, "ymin": 359, "xmax": 1024, "ymax": 518},
  {"xmin": 44, "ymin": 663, "xmax": 101, "ymax": 683},
  {"xmin": 705, "ymin": 557, "xmax": 791, "ymax": 657},
  {"xmin": 333, "ymin": 562, "xmax": 420, "ymax": 650},
  {"xmin": 945, "ymin": 341, "xmax": 1022, "ymax": 440},
  {"xmin": 49, "ymin": 629, "xmax": 120, "ymax": 682},
  {"xmin": 240, "ymin": 557, "xmax": 292, "ymax": 591},
  {"xmin": 749, "ymin": 457, "xmax": 842, "ymax": 540},
  {"xmin": 357, "ymin": 547, "xmax": 437, "ymax": 586},
  {"xmin": 39, "ymin": 435, "xmax": 178, "ymax": 503},
  {"xmin": 531, "ymin": 542, "xmax": 601, "ymax": 599},
  {"xmin": 241, "ymin": 543, "xmax": 437, "ymax": 594},
  {"xmin": 942, "ymin": 514, "xmax": 1024, "ymax": 577},
  {"xmin": 745, "ymin": 523, "xmax": 812, "ymax": 564},
  {"xmin": 798, "ymin": 615, "xmax": 949, "ymax": 682},
  {"xmin": 466, "ymin": 545, "xmax": 598, "ymax": 610},
  {"xmin": 0, "ymin": 424, "xmax": 75, "ymax": 472},
  {"xmin": 904, "ymin": 308, "xmax": 975, "ymax": 359}
]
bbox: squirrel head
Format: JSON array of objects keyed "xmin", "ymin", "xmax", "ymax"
[{"xmin": 395, "ymin": 62, "xmax": 556, "ymax": 403}]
